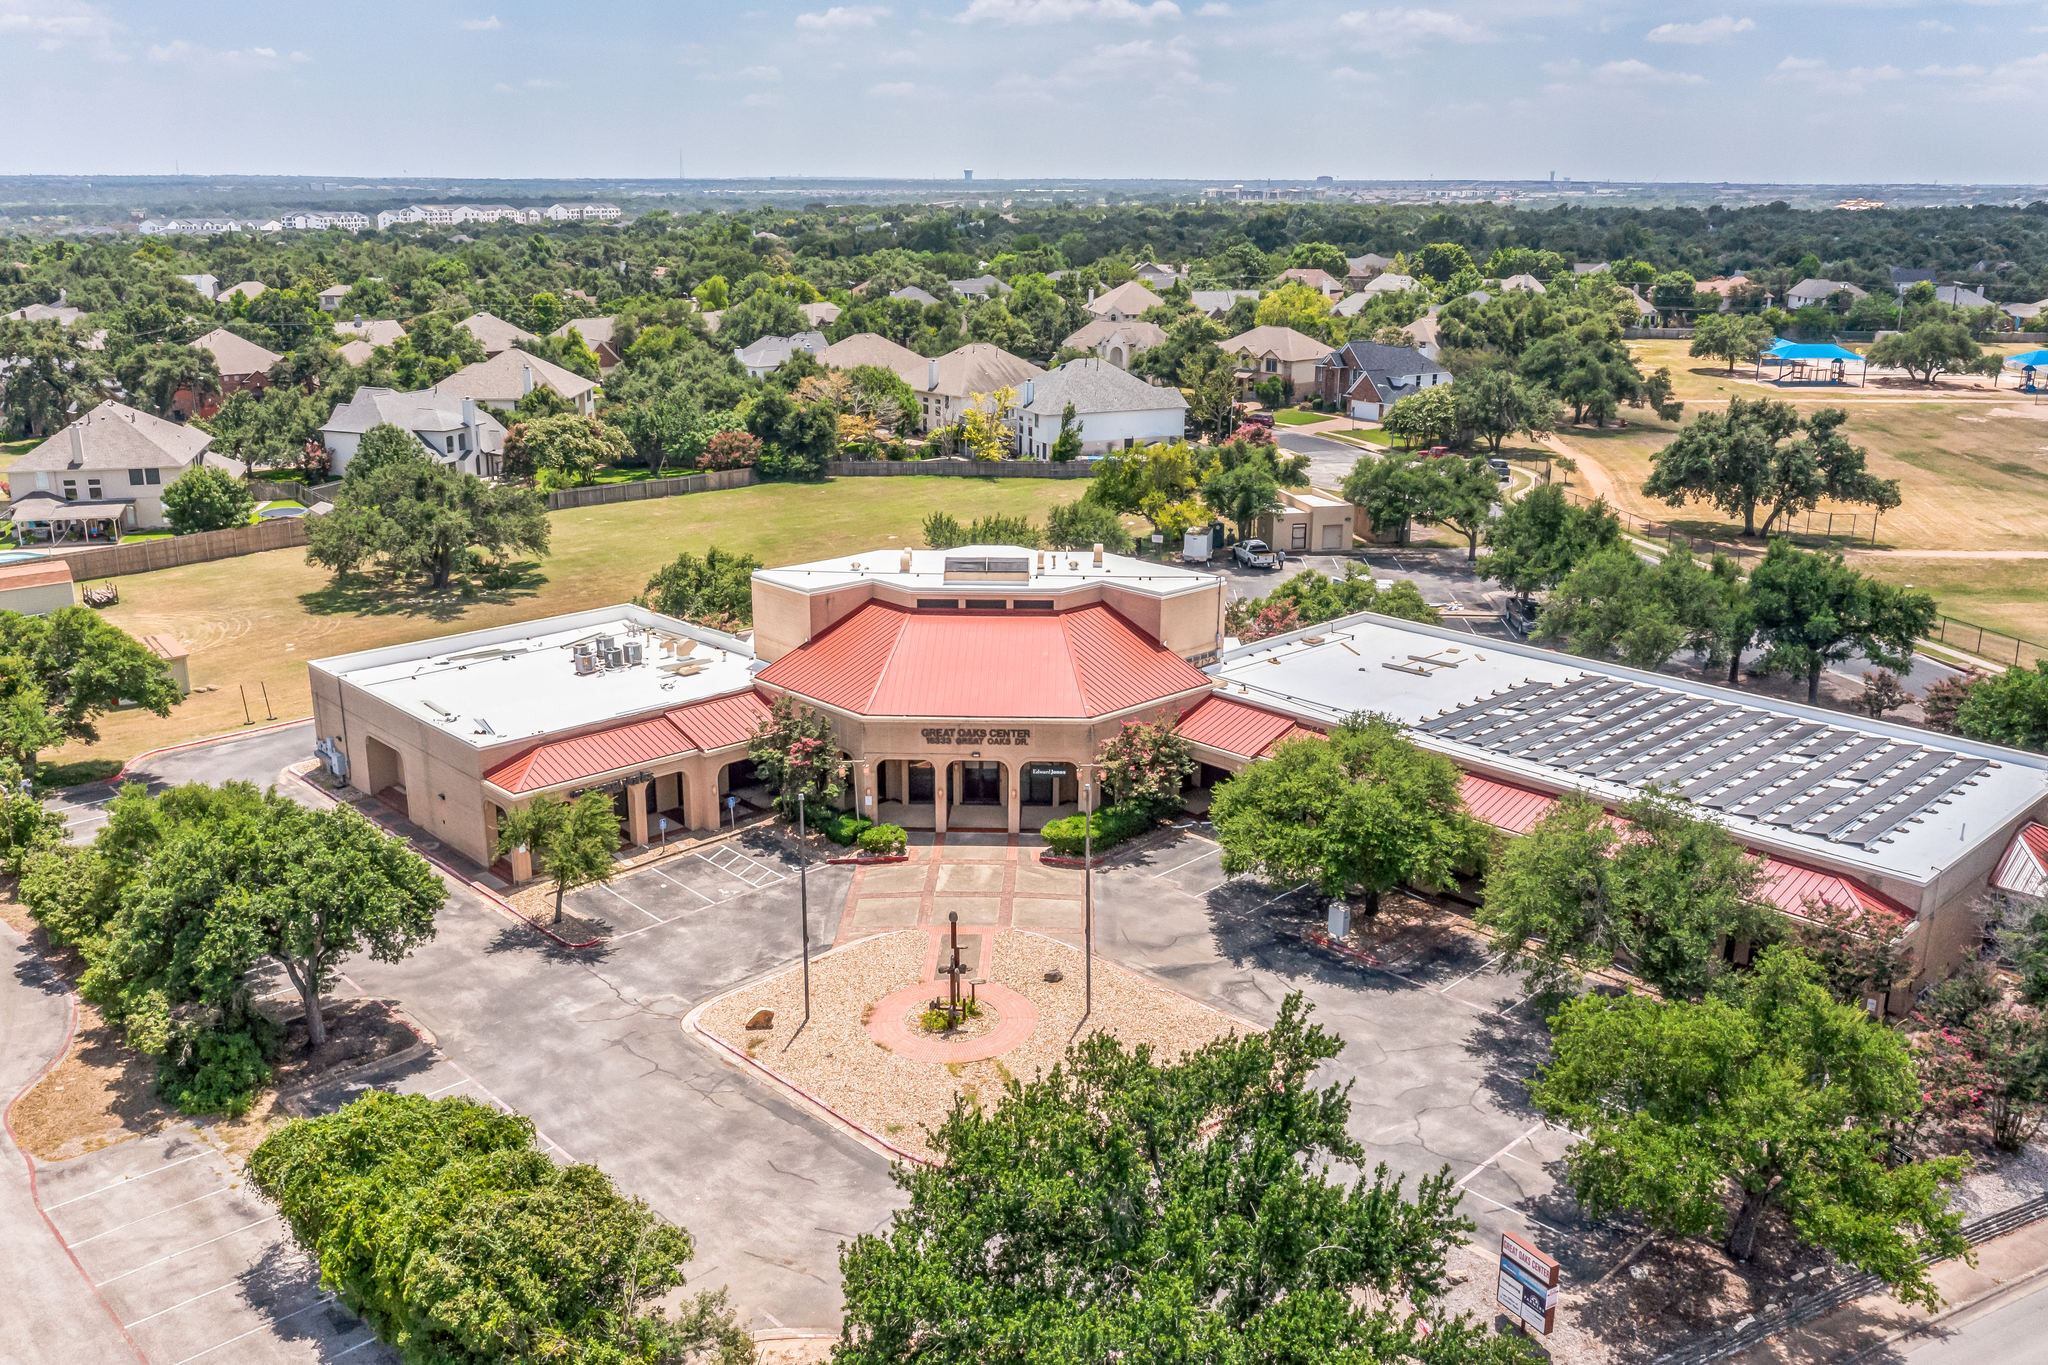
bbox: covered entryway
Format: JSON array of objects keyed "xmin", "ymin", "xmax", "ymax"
[{"xmin": 364, "ymin": 735, "xmax": 406, "ymax": 805}]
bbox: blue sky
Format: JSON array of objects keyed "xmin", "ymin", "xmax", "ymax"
[{"xmin": 3, "ymin": 0, "xmax": 2045, "ymax": 183}]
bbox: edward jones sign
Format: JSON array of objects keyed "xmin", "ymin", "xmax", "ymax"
[{"xmin": 1496, "ymin": 1230, "xmax": 1560, "ymax": 1335}]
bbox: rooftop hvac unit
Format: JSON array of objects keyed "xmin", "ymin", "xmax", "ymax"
[
  {"xmin": 623, "ymin": 641, "xmax": 644, "ymax": 665},
  {"xmin": 574, "ymin": 654, "xmax": 598, "ymax": 676},
  {"xmin": 595, "ymin": 634, "xmax": 615, "ymax": 654},
  {"xmin": 605, "ymin": 648, "xmax": 625, "ymax": 668},
  {"xmin": 573, "ymin": 642, "xmax": 593, "ymax": 658}
]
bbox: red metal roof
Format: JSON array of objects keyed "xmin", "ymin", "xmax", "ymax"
[
  {"xmin": 1454, "ymin": 771, "xmax": 1912, "ymax": 923},
  {"xmin": 2024, "ymin": 821, "xmax": 2048, "ymax": 862},
  {"xmin": 485, "ymin": 688, "xmax": 771, "ymax": 795},
  {"xmin": 1177, "ymin": 692, "xmax": 1313, "ymax": 759},
  {"xmin": 757, "ymin": 602, "xmax": 1210, "ymax": 719}
]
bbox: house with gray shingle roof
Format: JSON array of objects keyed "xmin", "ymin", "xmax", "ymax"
[
  {"xmin": 1013, "ymin": 357, "xmax": 1187, "ymax": 459},
  {"xmin": 6, "ymin": 402, "xmax": 245, "ymax": 535},
  {"xmin": 321, "ymin": 387, "xmax": 505, "ymax": 478}
]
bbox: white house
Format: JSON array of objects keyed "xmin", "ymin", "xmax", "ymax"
[
  {"xmin": 1013, "ymin": 358, "xmax": 1188, "ymax": 459},
  {"xmin": 915, "ymin": 344, "xmax": 1043, "ymax": 432},
  {"xmin": 1085, "ymin": 280, "xmax": 1165, "ymax": 322},
  {"xmin": 5, "ymin": 403, "xmax": 247, "ymax": 536},
  {"xmin": 321, "ymin": 387, "xmax": 505, "ymax": 477},
  {"xmin": 1060, "ymin": 317, "xmax": 1167, "ymax": 370},
  {"xmin": 1786, "ymin": 278, "xmax": 1867, "ymax": 310},
  {"xmin": 435, "ymin": 350, "xmax": 599, "ymax": 416},
  {"xmin": 734, "ymin": 331, "xmax": 828, "ymax": 378}
]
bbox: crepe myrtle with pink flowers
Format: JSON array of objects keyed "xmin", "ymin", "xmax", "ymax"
[
  {"xmin": 1096, "ymin": 717, "xmax": 1198, "ymax": 819},
  {"xmin": 747, "ymin": 693, "xmax": 850, "ymax": 819}
]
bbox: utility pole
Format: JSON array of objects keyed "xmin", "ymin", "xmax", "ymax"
[
  {"xmin": 797, "ymin": 793, "xmax": 811, "ymax": 1028},
  {"xmin": 1081, "ymin": 777, "xmax": 1094, "ymax": 1023}
]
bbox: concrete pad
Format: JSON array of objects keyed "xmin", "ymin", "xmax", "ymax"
[
  {"xmin": 851, "ymin": 895, "xmax": 924, "ymax": 927},
  {"xmin": 859, "ymin": 863, "xmax": 929, "ymax": 895},
  {"xmin": 935, "ymin": 897, "xmax": 1002, "ymax": 926},
  {"xmin": 935, "ymin": 863, "xmax": 1005, "ymax": 895},
  {"xmin": 939, "ymin": 833, "xmax": 1009, "ymax": 858},
  {"xmin": 1011, "ymin": 863, "xmax": 1079, "ymax": 896},
  {"xmin": 1012, "ymin": 898, "xmax": 1085, "ymax": 929}
]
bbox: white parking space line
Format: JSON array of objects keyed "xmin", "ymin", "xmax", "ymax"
[
  {"xmin": 122, "ymin": 1276, "xmax": 248, "ymax": 1327},
  {"xmin": 602, "ymin": 883, "xmax": 663, "ymax": 924},
  {"xmin": 421, "ymin": 1077, "xmax": 474, "ymax": 1098},
  {"xmin": 95, "ymin": 1217, "xmax": 275, "ymax": 1286},
  {"xmin": 45, "ymin": 1153, "xmax": 207, "ymax": 1209},
  {"xmin": 640, "ymin": 863, "xmax": 716, "ymax": 905},
  {"xmin": 424, "ymin": 1060, "xmax": 576, "ymax": 1165},
  {"xmin": 1460, "ymin": 1187, "xmax": 1567, "ymax": 1239},
  {"xmin": 1150, "ymin": 843, "xmax": 1223, "ymax": 879},
  {"xmin": 605, "ymin": 870, "xmax": 792, "ymax": 943},
  {"xmin": 169, "ymin": 1293, "xmax": 335, "ymax": 1364},
  {"xmin": 70, "ymin": 1185, "xmax": 236, "ymax": 1245},
  {"xmin": 1438, "ymin": 952, "xmax": 1505, "ymax": 995},
  {"xmin": 1454, "ymin": 1121, "xmax": 1548, "ymax": 1191},
  {"xmin": 335, "ymin": 1335, "xmax": 380, "ymax": 1357}
]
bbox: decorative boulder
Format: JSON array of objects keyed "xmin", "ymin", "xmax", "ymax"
[{"xmin": 745, "ymin": 1008, "xmax": 775, "ymax": 1030}]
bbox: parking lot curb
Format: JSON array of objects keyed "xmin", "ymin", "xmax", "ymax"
[
  {"xmin": 2, "ymin": 948, "xmax": 150, "ymax": 1364},
  {"xmin": 110, "ymin": 715, "xmax": 313, "ymax": 781},
  {"xmin": 273, "ymin": 1000, "xmax": 439, "ymax": 1117}
]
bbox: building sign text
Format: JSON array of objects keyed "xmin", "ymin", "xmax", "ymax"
[{"xmin": 919, "ymin": 727, "xmax": 1031, "ymax": 746}]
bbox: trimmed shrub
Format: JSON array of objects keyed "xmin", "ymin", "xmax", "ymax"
[
  {"xmin": 1039, "ymin": 803, "xmax": 1155, "ymax": 857},
  {"xmin": 859, "ymin": 823, "xmax": 908, "ymax": 856},
  {"xmin": 819, "ymin": 810, "xmax": 872, "ymax": 846}
]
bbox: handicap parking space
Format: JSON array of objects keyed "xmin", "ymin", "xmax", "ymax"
[
  {"xmin": 568, "ymin": 839, "xmax": 791, "ymax": 941},
  {"xmin": 35, "ymin": 1127, "xmax": 391, "ymax": 1363}
]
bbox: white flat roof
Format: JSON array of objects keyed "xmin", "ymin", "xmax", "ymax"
[
  {"xmin": 754, "ymin": 543, "xmax": 1217, "ymax": 601},
  {"xmin": 311, "ymin": 605, "xmax": 756, "ymax": 748},
  {"xmin": 1212, "ymin": 612, "xmax": 2048, "ymax": 888}
]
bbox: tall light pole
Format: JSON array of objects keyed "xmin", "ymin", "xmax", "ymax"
[
  {"xmin": 796, "ymin": 792, "xmax": 811, "ymax": 1028},
  {"xmin": 1081, "ymin": 776, "xmax": 1093, "ymax": 1024}
]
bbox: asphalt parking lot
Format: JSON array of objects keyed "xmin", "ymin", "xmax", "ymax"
[{"xmin": 562, "ymin": 839, "xmax": 792, "ymax": 941}]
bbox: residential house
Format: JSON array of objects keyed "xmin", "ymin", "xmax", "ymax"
[
  {"xmin": 1935, "ymin": 284, "xmax": 1993, "ymax": 310},
  {"xmin": 890, "ymin": 285, "xmax": 940, "ymax": 306},
  {"xmin": 2003, "ymin": 299, "xmax": 2048, "ymax": 326},
  {"xmin": 1219, "ymin": 326, "xmax": 1335, "ymax": 394},
  {"xmin": 188, "ymin": 328, "xmax": 282, "ymax": 418},
  {"xmin": 334, "ymin": 317, "xmax": 408, "ymax": 348},
  {"xmin": 915, "ymin": 343, "xmax": 1043, "ymax": 432},
  {"xmin": 336, "ymin": 339, "xmax": 378, "ymax": 366},
  {"xmin": 948, "ymin": 275, "xmax": 1009, "ymax": 299},
  {"xmin": 1694, "ymin": 275, "xmax": 1750, "ymax": 312},
  {"xmin": 799, "ymin": 300, "xmax": 843, "ymax": 327},
  {"xmin": 1256, "ymin": 488, "xmax": 1355, "ymax": 556},
  {"xmin": 1084, "ymin": 280, "xmax": 1165, "ymax": 322},
  {"xmin": 1191, "ymin": 289, "xmax": 1259, "ymax": 319},
  {"xmin": 1786, "ymin": 278, "xmax": 1867, "ymax": 310},
  {"xmin": 220, "ymin": 281, "xmax": 267, "ymax": 304},
  {"xmin": 1624, "ymin": 289, "xmax": 1658, "ymax": 322},
  {"xmin": 280, "ymin": 210, "xmax": 369, "ymax": 232},
  {"xmin": 1401, "ymin": 312, "xmax": 1442, "ymax": 361},
  {"xmin": 435, "ymin": 350, "xmax": 600, "ymax": 416},
  {"xmin": 5, "ymin": 402, "xmax": 247, "ymax": 537},
  {"xmin": 139, "ymin": 218, "xmax": 244, "ymax": 236},
  {"xmin": 818, "ymin": 332, "xmax": 928, "ymax": 388},
  {"xmin": 734, "ymin": 331, "xmax": 828, "ymax": 379},
  {"xmin": 1013, "ymin": 358, "xmax": 1187, "ymax": 458},
  {"xmin": 1499, "ymin": 273, "xmax": 1547, "ymax": 294},
  {"xmin": 1572, "ymin": 262, "xmax": 1610, "ymax": 276},
  {"xmin": 375, "ymin": 206, "xmax": 426, "ymax": 230},
  {"xmin": 176, "ymin": 273, "xmax": 219, "ymax": 301},
  {"xmin": 3, "ymin": 302, "xmax": 86, "ymax": 327},
  {"xmin": 1315, "ymin": 340, "xmax": 1451, "ymax": 420},
  {"xmin": 457, "ymin": 312, "xmax": 539, "ymax": 357},
  {"xmin": 317, "ymin": 284, "xmax": 351, "ymax": 312},
  {"xmin": 1276, "ymin": 268, "xmax": 1343, "ymax": 298},
  {"xmin": 1059, "ymin": 317, "xmax": 1167, "ymax": 370},
  {"xmin": 1132, "ymin": 262, "xmax": 1187, "ymax": 291},
  {"xmin": 1345, "ymin": 253, "xmax": 1393, "ymax": 290},
  {"xmin": 322, "ymin": 387, "xmax": 504, "ymax": 478},
  {"xmin": 554, "ymin": 317, "xmax": 622, "ymax": 370},
  {"xmin": 1353, "ymin": 272, "xmax": 1417, "ymax": 298},
  {"xmin": 1889, "ymin": 267, "xmax": 1935, "ymax": 296}
]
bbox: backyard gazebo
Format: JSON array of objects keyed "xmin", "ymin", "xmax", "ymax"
[
  {"xmin": 2004, "ymin": 348, "xmax": 2048, "ymax": 393},
  {"xmin": 1755, "ymin": 339, "xmax": 1867, "ymax": 387}
]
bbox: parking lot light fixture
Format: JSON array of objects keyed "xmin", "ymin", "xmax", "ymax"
[{"xmin": 797, "ymin": 793, "xmax": 811, "ymax": 1029}]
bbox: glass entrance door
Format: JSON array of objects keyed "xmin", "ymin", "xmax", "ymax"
[
  {"xmin": 907, "ymin": 761, "xmax": 935, "ymax": 803},
  {"xmin": 1022, "ymin": 763, "xmax": 1067, "ymax": 806},
  {"xmin": 959, "ymin": 762, "xmax": 1001, "ymax": 805}
]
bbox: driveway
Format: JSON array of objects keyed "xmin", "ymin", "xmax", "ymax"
[{"xmin": 1276, "ymin": 427, "xmax": 1371, "ymax": 488}]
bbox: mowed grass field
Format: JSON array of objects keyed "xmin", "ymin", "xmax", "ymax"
[{"xmin": 58, "ymin": 476, "xmax": 1089, "ymax": 771}]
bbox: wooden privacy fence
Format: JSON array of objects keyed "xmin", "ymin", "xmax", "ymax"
[
  {"xmin": 66, "ymin": 516, "xmax": 310, "ymax": 579},
  {"xmin": 544, "ymin": 467, "xmax": 754, "ymax": 510},
  {"xmin": 249, "ymin": 478, "xmax": 341, "ymax": 504},
  {"xmin": 827, "ymin": 458, "xmax": 1095, "ymax": 478}
]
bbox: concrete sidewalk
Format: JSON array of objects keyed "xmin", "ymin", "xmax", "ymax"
[{"xmin": 1728, "ymin": 1219, "xmax": 2048, "ymax": 1364}]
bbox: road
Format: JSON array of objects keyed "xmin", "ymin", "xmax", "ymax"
[
  {"xmin": 1276, "ymin": 427, "xmax": 1367, "ymax": 489},
  {"xmin": 1899, "ymin": 1276, "xmax": 2048, "ymax": 1362}
]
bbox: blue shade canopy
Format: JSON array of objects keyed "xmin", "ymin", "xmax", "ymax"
[
  {"xmin": 1764, "ymin": 339, "xmax": 1863, "ymax": 361},
  {"xmin": 2005, "ymin": 349, "xmax": 2048, "ymax": 367}
]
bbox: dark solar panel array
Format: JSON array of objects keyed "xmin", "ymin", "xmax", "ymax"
[{"xmin": 1421, "ymin": 676, "xmax": 1994, "ymax": 849}]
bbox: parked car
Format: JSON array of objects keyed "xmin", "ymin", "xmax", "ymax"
[
  {"xmin": 1488, "ymin": 457, "xmax": 1511, "ymax": 483},
  {"xmin": 1241, "ymin": 409, "xmax": 1275, "ymax": 429},
  {"xmin": 1500, "ymin": 596, "xmax": 1538, "ymax": 639},
  {"xmin": 1232, "ymin": 538, "xmax": 1279, "ymax": 569}
]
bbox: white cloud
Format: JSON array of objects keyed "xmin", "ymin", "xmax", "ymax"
[
  {"xmin": 147, "ymin": 39, "xmax": 308, "ymax": 68},
  {"xmin": 1916, "ymin": 17, "xmax": 1954, "ymax": 31},
  {"xmin": 1645, "ymin": 14, "xmax": 1754, "ymax": 44},
  {"xmin": 1196, "ymin": 1, "xmax": 1230, "ymax": 12},
  {"xmin": 1336, "ymin": 8, "xmax": 1494, "ymax": 46},
  {"xmin": 1916, "ymin": 62, "xmax": 1985, "ymax": 76},
  {"xmin": 795, "ymin": 5, "xmax": 890, "ymax": 29},
  {"xmin": 958, "ymin": 0, "xmax": 1181, "ymax": 24},
  {"xmin": 1063, "ymin": 33, "xmax": 1198, "ymax": 79},
  {"xmin": 459, "ymin": 15, "xmax": 499, "ymax": 30},
  {"xmin": 740, "ymin": 64, "xmax": 782, "ymax": 79},
  {"xmin": 0, "ymin": 0, "xmax": 121, "ymax": 56},
  {"xmin": 1773, "ymin": 55, "xmax": 1901, "ymax": 93},
  {"xmin": 1592, "ymin": 57, "xmax": 1705, "ymax": 84},
  {"xmin": 1329, "ymin": 64, "xmax": 1372, "ymax": 81},
  {"xmin": 742, "ymin": 91, "xmax": 782, "ymax": 106},
  {"xmin": 867, "ymin": 80, "xmax": 920, "ymax": 95}
]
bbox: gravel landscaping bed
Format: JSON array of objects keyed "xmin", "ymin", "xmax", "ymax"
[{"xmin": 698, "ymin": 929, "xmax": 1247, "ymax": 1161}]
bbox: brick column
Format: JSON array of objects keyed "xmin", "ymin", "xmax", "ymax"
[
  {"xmin": 857, "ymin": 761, "xmax": 879, "ymax": 822},
  {"xmin": 1005, "ymin": 761, "xmax": 1022, "ymax": 835},
  {"xmin": 934, "ymin": 761, "xmax": 948, "ymax": 835},
  {"xmin": 626, "ymin": 782, "xmax": 650, "ymax": 847},
  {"xmin": 683, "ymin": 764, "xmax": 721, "ymax": 834}
]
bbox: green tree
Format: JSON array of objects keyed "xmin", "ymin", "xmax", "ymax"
[
  {"xmin": 1537, "ymin": 545, "xmax": 1736, "ymax": 671},
  {"xmin": 1179, "ymin": 345, "xmax": 1239, "ymax": 440},
  {"xmin": 526, "ymin": 290, "xmax": 565, "ymax": 336},
  {"xmin": 1868, "ymin": 319, "xmax": 1987, "ymax": 385},
  {"xmin": 1044, "ymin": 498, "xmax": 1133, "ymax": 553},
  {"xmin": 120, "ymin": 343, "xmax": 221, "ymax": 419},
  {"xmin": 923, "ymin": 511, "xmax": 966, "ymax": 549},
  {"xmin": 0, "ymin": 608, "xmax": 181, "ymax": 759},
  {"xmin": 0, "ymin": 320, "xmax": 107, "ymax": 438},
  {"xmin": 496, "ymin": 791, "xmax": 621, "ymax": 923},
  {"xmin": 249, "ymin": 1093, "xmax": 750, "ymax": 1365},
  {"xmin": 1643, "ymin": 398, "xmax": 1901, "ymax": 538},
  {"xmin": 1688, "ymin": 312, "xmax": 1775, "ymax": 373},
  {"xmin": 745, "ymin": 694, "xmax": 848, "ymax": 820},
  {"xmin": 1415, "ymin": 242, "xmax": 1476, "ymax": 283},
  {"xmin": 1747, "ymin": 539, "xmax": 1935, "ymax": 704},
  {"xmin": 1342, "ymin": 449, "xmax": 1428, "ymax": 546},
  {"xmin": 715, "ymin": 287, "xmax": 807, "ymax": 350},
  {"xmin": 1480, "ymin": 482, "xmax": 1622, "ymax": 598},
  {"xmin": 1251, "ymin": 281, "xmax": 1335, "ymax": 339},
  {"xmin": 342, "ymin": 423, "xmax": 429, "ymax": 483},
  {"xmin": 1531, "ymin": 946, "xmax": 1969, "ymax": 1298},
  {"xmin": 162, "ymin": 465, "xmax": 255, "ymax": 534},
  {"xmin": 1955, "ymin": 660, "xmax": 2048, "ymax": 752},
  {"xmin": 1478, "ymin": 788, "xmax": 1775, "ymax": 998},
  {"xmin": 1380, "ymin": 384, "xmax": 1458, "ymax": 447},
  {"xmin": 308, "ymin": 459, "xmax": 550, "ymax": 590},
  {"xmin": 1048, "ymin": 401, "xmax": 1083, "ymax": 461},
  {"xmin": 1211, "ymin": 714, "xmax": 1487, "ymax": 916},
  {"xmin": 1452, "ymin": 366, "xmax": 1557, "ymax": 454},
  {"xmin": 640, "ymin": 546, "xmax": 761, "ymax": 629},
  {"xmin": 1415, "ymin": 453, "xmax": 1498, "ymax": 561},
  {"xmin": 1200, "ymin": 454, "xmax": 1281, "ymax": 537},
  {"xmin": 502, "ymin": 413, "xmax": 632, "ymax": 488},
  {"xmin": 836, "ymin": 995, "xmax": 1518, "ymax": 1365},
  {"xmin": 1096, "ymin": 718, "xmax": 1197, "ymax": 818}
]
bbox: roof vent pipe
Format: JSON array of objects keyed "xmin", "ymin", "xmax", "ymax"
[
  {"xmin": 1092, "ymin": 543, "xmax": 1103, "ymax": 567},
  {"xmin": 900, "ymin": 548, "xmax": 913, "ymax": 572},
  {"xmin": 522, "ymin": 365, "xmax": 534, "ymax": 396},
  {"xmin": 927, "ymin": 358, "xmax": 939, "ymax": 391}
]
